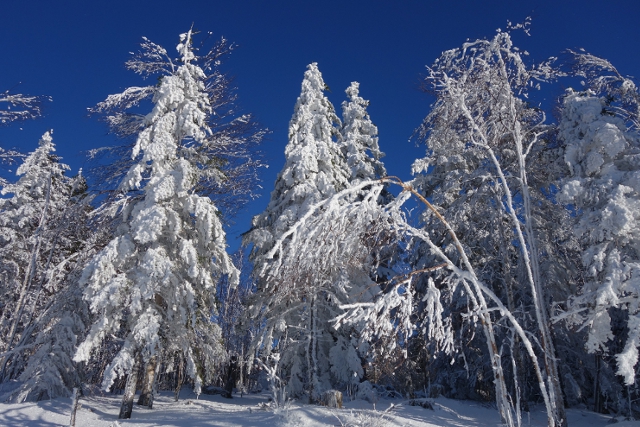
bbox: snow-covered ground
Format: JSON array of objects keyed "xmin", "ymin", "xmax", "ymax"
[{"xmin": 1, "ymin": 390, "xmax": 639, "ymax": 427}]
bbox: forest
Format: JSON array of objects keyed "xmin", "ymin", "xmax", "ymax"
[{"xmin": 1, "ymin": 23, "xmax": 640, "ymax": 427}]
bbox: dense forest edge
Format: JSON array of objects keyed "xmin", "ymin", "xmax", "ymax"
[{"xmin": 2, "ymin": 21, "xmax": 640, "ymax": 427}]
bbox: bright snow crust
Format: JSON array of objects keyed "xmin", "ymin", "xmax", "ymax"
[{"xmin": 0, "ymin": 391, "xmax": 634, "ymax": 427}]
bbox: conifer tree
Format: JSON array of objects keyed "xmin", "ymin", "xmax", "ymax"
[
  {"xmin": 1, "ymin": 171, "xmax": 93, "ymax": 403},
  {"xmin": 340, "ymin": 82, "xmax": 386, "ymax": 184},
  {"xmin": 73, "ymin": 30, "xmax": 242, "ymax": 418},
  {"xmin": 559, "ymin": 84, "xmax": 640, "ymax": 386},
  {"xmin": 329, "ymin": 82, "xmax": 389, "ymax": 392},
  {"xmin": 0, "ymin": 131, "xmax": 75, "ymax": 381},
  {"xmin": 249, "ymin": 63, "xmax": 348, "ymax": 257},
  {"xmin": 246, "ymin": 63, "xmax": 352, "ymax": 400}
]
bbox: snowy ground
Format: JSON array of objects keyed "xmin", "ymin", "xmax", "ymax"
[{"xmin": 1, "ymin": 390, "xmax": 639, "ymax": 427}]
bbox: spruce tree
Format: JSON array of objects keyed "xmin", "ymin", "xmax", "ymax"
[
  {"xmin": 559, "ymin": 88, "xmax": 640, "ymax": 386},
  {"xmin": 327, "ymin": 82, "xmax": 389, "ymax": 392},
  {"xmin": 340, "ymin": 82, "xmax": 386, "ymax": 184},
  {"xmin": 248, "ymin": 63, "xmax": 348, "ymax": 257},
  {"xmin": 73, "ymin": 30, "xmax": 240, "ymax": 418},
  {"xmin": 0, "ymin": 131, "xmax": 75, "ymax": 382},
  {"xmin": 246, "ymin": 63, "xmax": 351, "ymax": 400}
]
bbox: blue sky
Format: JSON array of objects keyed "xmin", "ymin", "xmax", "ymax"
[{"xmin": 1, "ymin": 0, "xmax": 639, "ymax": 250}]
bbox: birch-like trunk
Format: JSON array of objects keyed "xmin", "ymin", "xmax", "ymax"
[
  {"xmin": 399, "ymin": 180, "xmax": 555, "ymax": 427},
  {"xmin": 513, "ymin": 120, "xmax": 567, "ymax": 427},
  {"xmin": 482, "ymin": 144, "xmax": 565, "ymax": 427},
  {"xmin": 119, "ymin": 356, "xmax": 140, "ymax": 419},
  {"xmin": 403, "ymin": 184, "xmax": 515, "ymax": 426},
  {"xmin": 69, "ymin": 387, "xmax": 81, "ymax": 427},
  {"xmin": 455, "ymin": 72, "xmax": 566, "ymax": 425},
  {"xmin": 137, "ymin": 355, "xmax": 158, "ymax": 408},
  {"xmin": 306, "ymin": 294, "xmax": 318, "ymax": 403}
]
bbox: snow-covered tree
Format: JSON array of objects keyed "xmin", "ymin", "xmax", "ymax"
[
  {"xmin": 0, "ymin": 131, "xmax": 75, "ymax": 380},
  {"xmin": 409, "ymin": 28, "xmax": 568, "ymax": 426},
  {"xmin": 340, "ymin": 82, "xmax": 386, "ymax": 184},
  {"xmin": 73, "ymin": 30, "xmax": 244, "ymax": 418},
  {"xmin": 250, "ymin": 181, "xmax": 392, "ymax": 401},
  {"xmin": 6, "ymin": 278, "xmax": 90, "ymax": 402},
  {"xmin": 89, "ymin": 35, "xmax": 264, "ymax": 219},
  {"xmin": 331, "ymin": 81, "xmax": 393, "ymax": 393},
  {"xmin": 558, "ymin": 80, "xmax": 640, "ymax": 386},
  {"xmin": 262, "ymin": 172, "xmax": 556, "ymax": 427},
  {"xmin": 245, "ymin": 63, "xmax": 356, "ymax": 400},
  {"xmin": 248, "ymin": 63, "xmax": 349, "ymax": 257},
  {"xmin": 1, "ymin": 171, "xmax": 96, "ymax": 403}
]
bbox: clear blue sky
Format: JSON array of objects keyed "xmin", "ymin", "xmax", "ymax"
[{"xmin": 1, "ymin": 0, "xmax": 639, "ymax": 250}]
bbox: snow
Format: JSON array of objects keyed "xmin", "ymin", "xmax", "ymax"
[
  {"xmin": 558, "ymin": 89, "xmax": 640, "ymax": 383},
  {"xmin": 5, "ymin": 28, "xmax": 640, "ymax": 427},
  {"xmin": 0, "ymin": 391, "xmax": 631, "ymax": 427},
  {"xmin": 71, "ymin": 31, "xmax": 240, "ymax": 399}
]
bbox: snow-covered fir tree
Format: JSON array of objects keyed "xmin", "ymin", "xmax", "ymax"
[
  {"xmin": 0, "ymin": 131, "xmax": 76, "ymax": 382},
  {"xmin": 248, "ymin": 63, "xmax": 349, "ymax": 257},
  {"xmin": 340, "ymin": 82, "xmax": 386, "ymax": 184},
  {"xmin": 2, "ymin": 171, "xmax": 96, "ymax": 403},
  {"xmin": 559, "ymin": 84, "xmax": 640, "ymax": 386},
  {"xmin": 73, "ymin": 30, "xmax": 242, "ymax": 417},
  {"xmin": 245, "ymin": 63, "xmax": 359, "ymax": 401},
  {"xmin": 331, "ymin": 81, "xmax": 392, "ymax": 392}
]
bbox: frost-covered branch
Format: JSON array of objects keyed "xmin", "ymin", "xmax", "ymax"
[
  {"xmin": 88, "ymin": 33, "xmax": 264, "ymax": 217},
  {"xmin": 125, "ymin": 36, "xmax": 176, "ymax": 76},
  {"xmin": 567, "ymin": 49, "xmax": 640, "ymax": 130},
  {"xmin": 253, "ymin": 172, "xmax": 554, "ymax": 426},
  {"xmin": 0, "ymin": 89, "xmax": 50, "ymax": 126}
]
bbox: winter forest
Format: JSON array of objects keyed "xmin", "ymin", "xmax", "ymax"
[{"xmin": 2, "ymin": 22, "xmax": 640, "ymax": 427}]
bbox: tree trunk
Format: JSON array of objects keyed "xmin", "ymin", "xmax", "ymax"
[
  {"xmin": 119, "ymin": 356, "xmax": 140, "ymax": 419},
  {"xmin": 406, "ymin": 185, "xmax": 515, "ymax": 427},
  {"xmin": 593, "ymin": 354, "xmax": 602, "ymax": 413},
  {"xmin": 307, "ymin": 294, "xmax": 318, "ymax": 403},
  {"xmin": 321, "ymin": 390, "xmax": 343, "ymax": 408},
  {"xmin": 238, "ymin": 348, "xmax": 245, "ymax": 397},
  {"xmin": 69, "ymin": 387, "xmax": 81, "ymax": 427},
  {"xmin": 224, "ymin": 355, "xmax": 239, "ymax": 398},
  {"xmin": 137, "ymin": 355, "xmax": 158, "ymax": 408},
  {"xmin": 174, "ymin": 356, "xmax": 184, "ymax": 402},
  {"xmin": 481, "ymin": 138, "xmax": 567, "ymax": 427},
  {"xmin": 513, "ymin": 124, "xmax": 568, "ymax": 427}
]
